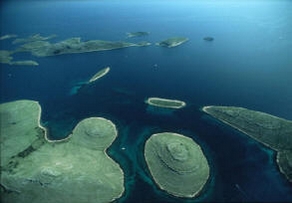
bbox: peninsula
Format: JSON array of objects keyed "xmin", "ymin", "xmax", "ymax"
[
  {"xmin": 203, "ymin": 105, "xmax": 292, "ymax": 182},
  {"xmin": 0, "ymin": 50, "xmax": 39, "ymax": 66},
  {"xmin": 144, "ymin": 132, "xmax": 210, "ymax": 198},
  {"xmin": 0, "ymin": 50, "xmax": 13, "ymax": 64},
  {"xmin": 0, "ymin": 100, "xmax": 125, "ymax": 203}
]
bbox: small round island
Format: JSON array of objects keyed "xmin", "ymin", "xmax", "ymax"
[{"xmin": 144, "ymin": 132, "xmax": 210, "ymax": 198}]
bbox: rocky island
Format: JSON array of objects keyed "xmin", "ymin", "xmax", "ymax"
[
  {"xmin": 144, "ymin": 132, "xmax": 210, "ymax": 198},
  {"xmin": 145, "ymin": 97, "xmax": 186, "ymax": 109},
  {"xmin": 202, "ymin": 105, "xmax": 292, "ymax": 182},
  {"xmin": 156, "ymin": 37, "xmax": 188, "ymax": 48},
  {"xmin": 0, "ymin": 100, "xmax": 125, "ymax": 203},
  {"xmin": 126, "ymin": 31, "xmax": 149, "ymax": 38}
]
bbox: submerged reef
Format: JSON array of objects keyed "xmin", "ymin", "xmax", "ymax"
[
  {"xmin": 144, "ymin": 132, "xmax": 210, "ymax": 198},
  {"xmin": 156, "ymin": 37, "xmax": 188, "ymax": 48},
  {"xmin": 0, "ymin": 100, "xmax": 125, "ymax": 203},
  {"xmin": 203, "ymin": 37, "xmax": 214, "ymax": 41},
  {"xmin": 203, "ymin": 106, "xmax": 292, "ymax": 182},
  {"xmin": 145, "ymin": 97, "xmax": 186, "ymax": 109}
]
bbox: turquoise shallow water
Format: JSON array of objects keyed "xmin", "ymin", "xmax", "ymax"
[{"xmin": 1, "ymin": 0, "xmax": 292, "ymax": 202}]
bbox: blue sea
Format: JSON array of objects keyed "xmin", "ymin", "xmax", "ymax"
[{"xmin": 1, "ymin": 0, "xmax": 292, "ymax": 202}]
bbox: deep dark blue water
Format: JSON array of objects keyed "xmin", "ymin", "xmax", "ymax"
[{"xmin": 1, "ymin": 0, "xmax": 292, "ymax": 202}]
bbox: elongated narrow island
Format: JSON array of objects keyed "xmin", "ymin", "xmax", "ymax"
[
  {"xmin": 69, "ymin": 66, "xmax": 111, "ymax": 95},
  {"xmin": 1, "ymin": 100, "xmax": 125, "ymax": 203},
  {"xmin": 89, "ymin": 66, "xmax": 110, "ymax": 83},
  {"xmin": 144, "ymin": 132, "xmax": 210, "ymax": 198},
  {"xmin": 145, "ymin": 97, "xmax": 186, "ymax": 109},
  {"xmin": 9, "ymin": 60, "xmax": 39, "ymax": 66},
  {"xmin": 0, "ymin": 34, "xmax": 17, "ymax": 40},
  {"xmin": 202, "ymin": 105, "xmax": 292, "ymax": 182}
]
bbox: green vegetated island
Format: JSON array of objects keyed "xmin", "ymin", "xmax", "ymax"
[
  {"xmin": 156, "ymin": 37, "xmax": 189, "ymax": 48},
  {"xmin": 144, "ymin": 132, "xmax": 210, "ymax": 198},
  {"xmin": 15, "ymin": 37, "xmax": 151, "ymax": 57},
  {"xmin": 0, "ymin": 100, "xmax": 125, "ymax": 203},
  {"xmin": 145, "ymin": 97, "xmax": 186, "ymax": 109},
  {"xmin": 1, "ymin": 33, "xmax": 191, "ymax": 66},
  {"xmin": 203, "ymin": 106, "xmax": 292, "ymax": 182},
  {"xmin": 0, "ymin": 33, "xmax": 151, "ymax": 66}
]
